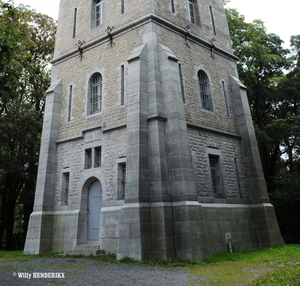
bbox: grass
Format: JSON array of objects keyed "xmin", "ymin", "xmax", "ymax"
[
  {"xmin": 248, "ymin": 264, "xmax": 300, "ymax": 285},
  {"xmin": 0, "ymin": 250, "xmax": 30, "ymax": 262},
  {"xmin": 185, "ymin": 245, "xmax": 300, "ymax": 285},
  {"xmin": 1, "ymin": 245, "xmax": 300, "ymax": 285}
]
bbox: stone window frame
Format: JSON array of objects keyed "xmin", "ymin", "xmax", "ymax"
[
  {"xmin": 187, "ymin": 0, "xmax": 201, "ymax": 26},
  {"xmin": 120, "ymin": 0, "xmax": 124, "ymax": 15},
  {"xmin": 117, "ymin": 157, "xmax": 126, "ymax": 200},
  {"xmin": 89, "ymin": 73, "xmax": 102, "ymax": 114},
  {"xmin": 73, "ymin": 7, "xmax": 78, "ymax": 38},
  {"xmin": 205, "ymin": 147, "xmax": 226, "ymax": 199},
  {"xmin": 119, "ymin": 63, "xmax": 126, "ymax": 106},
  {"xmin": 85, "ymin": 68, "xmax": 106, "ymax": 117},
  {"xmin": 170, "ymin": 0, "xmax": 175, "ymax": 13},
  {"xmin": 195, "ymin": 68, "xmax": 215, "ymax": 112},
  {"xmin": 209, "ymin": 5, "xmax": 216, "ymax": 36},
  {"xmin": 61, "ymin": 169, "xmax": 70, "ymax": 206},
  {"xmin": 67, "ymin": 83, "xmax": 75, "ymax": 122},
  {"xmin": 178, "ymin": 62, "xmax": 187, "ymax": 104},
  {"xmin": 84, "ymin": 148, "xmax": 93, "ymax": 169},
  {"xmin": 84, "ymin": 146, "xmax": 102, "ymax": 169},
  {"xmin": 94, "ymin": 146, "xmax": 102, "ymax": 167},
  {"xmin": 221, "ymin": 79, "xmax": 230, "ymax": 117},
  {"xmin": 91, "ymin": 0, "xmax": 105, "ymax": 29}
]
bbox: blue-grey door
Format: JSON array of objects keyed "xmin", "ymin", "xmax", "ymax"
[{"xmin": 88, "ymin": 180, "xmax": 102, "ymax": 240}]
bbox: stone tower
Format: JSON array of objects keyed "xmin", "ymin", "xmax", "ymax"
[{"xmin": 24, "ymin": 0, "xmax": 283, "ymax": 260}]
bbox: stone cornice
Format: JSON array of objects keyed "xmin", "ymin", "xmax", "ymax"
[{"xmin": 51, "ymin": 14, "xmax": 238, "ymax": 65}]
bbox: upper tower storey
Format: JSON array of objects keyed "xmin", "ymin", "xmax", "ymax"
[
  {"xmin": 155, "ymin": 0, "xmax": 233, "ymax": 51},
  {"xmin": 54, "ymin": 0, "xmax": 152, "ymax": 57},
  {"xmin": 54, "ymin": 0, "xmax": 233, "ymax": 57}
]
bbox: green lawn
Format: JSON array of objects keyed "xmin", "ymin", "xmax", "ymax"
[{"xmin": 186, "ymin": 245, "xmax": 300, "ymax": 285}]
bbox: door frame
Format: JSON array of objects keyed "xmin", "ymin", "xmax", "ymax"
[
  {"xmin": 77, "ymin": 177, "xmax": 102, "ymax": 245},
  {"xmin": 87, "ymin": 180, "xmax": 102, "ymax": 241}
]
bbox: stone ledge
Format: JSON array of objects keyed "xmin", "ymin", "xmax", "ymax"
[{"xmin": 187, "ymin": 121, "xmax": 241, "ymax": 138}]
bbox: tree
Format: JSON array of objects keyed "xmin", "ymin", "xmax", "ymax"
[
  {"xmin": 272, "ymin": 166, "xmax": 300, "ymax": 243},
  {"xmin": 226, "ymin": 7, "xmax": 289, "ymax": 194},
  {"xmin": 270, "ymin": 36, "xmax": 300, "ymax": 243},
  {"xmin": 226, "ymin": 4, "xmax": 300, "ymax": 243},
  {"xmin": 0, "ymin": 1, "xmax": 28, "ymax": 116},
  {"xmin": 0, "ymin": 1, "xmax": 56, "ymax": 249}
]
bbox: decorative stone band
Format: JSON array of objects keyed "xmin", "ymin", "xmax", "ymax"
[{"xmin": 51, "ymin": 14, "xmax": 238, "ymax": 66}]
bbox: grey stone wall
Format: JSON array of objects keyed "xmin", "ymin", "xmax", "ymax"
[
  {"xmin": 53, "ymin": 24, "xmax": 146, "ymax": 140},
  {"xmin": 156, "ymin": 25, "xmax": 239, "ymax": 134},
  {"xmin": 201, "ymin": 205, "xmax": 259, "ymax": 253},
  {"xmin": 103, "ymin": 126, "xmax": 127, "ymax": 203},
  {"xmin": 155, "ymin": 0, "xmax": 233, "ymax": 52},
  {"xmin": 50, "ymin": 123, "xmax": 127, "ymax": 252},
  {"xmin": 55, "ymin": 0, "xmax": 151, "ymax": 57},
  {"xmin": 55, "ymin": 139, "xmax": 84, "ymax": 208},
  {"xmin": 187, "ymin": 127, "xmax": 248, "ymax": 199}
]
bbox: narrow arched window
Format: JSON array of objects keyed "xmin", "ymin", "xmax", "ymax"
[
  {"xmin": 198, "ymin": 70, "xmax": 213, "ymax": 111},
  {"xmin": 89, "ymin": 73, "xmax": 102, "ymax": 114}
]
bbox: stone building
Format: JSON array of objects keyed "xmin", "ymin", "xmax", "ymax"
[{"xmin": 24, "ymin": 0, "xmax": 283, "ymax": 260}]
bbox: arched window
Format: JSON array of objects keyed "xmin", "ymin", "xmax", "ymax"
[
  {"xmin": 198, "ymin": 70, "xmax": 213, "ymax": 111},
  {"xmin": 92, "ymin": 0, "xmax": 104, "ymax": 28},
  {"xmin": 88, "ymin": 73, "xmax": 102, "ymax": 114}
]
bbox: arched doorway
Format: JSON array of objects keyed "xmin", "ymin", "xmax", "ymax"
[{"xmin": 88, "ymin": 180, "xmax": 102, "ymax": 241}]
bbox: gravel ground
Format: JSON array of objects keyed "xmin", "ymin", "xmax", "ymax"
[{"xmin": 0, "ymin": 258, "xmax": 207, "ymax": 285}]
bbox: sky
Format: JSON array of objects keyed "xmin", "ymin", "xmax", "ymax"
[
  {"xmin": 15, "ymin": 0, "xmax": 60, "ymax": 19},
  {"xmin": 14, "ymin": 0, "xmax": 298, "ymax": 48},
  {"xmin": 226, "ymin": 0, "xmax": 299, "ymax": 49}
]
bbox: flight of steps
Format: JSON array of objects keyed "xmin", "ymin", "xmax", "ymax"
[{"xmin": 66, "ymin": 245, "xmax": 106, "ymax": 256}]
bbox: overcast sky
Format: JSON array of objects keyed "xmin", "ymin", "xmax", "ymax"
[
  {"xmin": 227, "ymin": 0, "xmax": 298, "ymax": 48},
  {"xmin": 15, "ymin": 0, "xmax": 298, "ymax": 48}
]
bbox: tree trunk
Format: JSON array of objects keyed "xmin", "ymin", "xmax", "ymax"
[
  {"xmin": 0, "ymin": 197, "xmax": 6, "ymax": 249},
  {"xmin": 3, "ymin": 178, "xmax": 23, "ymax": 250},
  {"xmin": 5, "ymin": 200, "xmax": 16, "ymax": 250}
]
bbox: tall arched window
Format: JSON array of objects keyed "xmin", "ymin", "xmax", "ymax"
[
  {"xmin": 198, "ymin": 70, "xmax": 213, "ymax": 111},
  {"xmin": 88, "ymin": 73, "xmax": 102, "ymax": 114}
]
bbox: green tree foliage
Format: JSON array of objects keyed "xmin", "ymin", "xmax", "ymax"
[
  {"xmin": 0, "ymin": 0, "xmax": 56, "ymax": 249},
  {"xmin": 226, "ymin": 8, "xmax": 290, "ymax": 193},
  {"xmin": 226, "ymin": 5, "xmax": 300, "ymax": 243},
  {"xmin": 0, "ymin": 1, "xmax": 27, "ymax": 115},
  {"xmin": 271, "ymin": 36, "xmax": 300, "ymax": 243},
  {"xmin": 273, "ymin": 167, "xmax": 300, "ymax": 243}
]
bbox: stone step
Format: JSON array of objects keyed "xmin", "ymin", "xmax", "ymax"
[{"xmin": 66, "ymin": 245, "xmax": 105, "ymax": 256}]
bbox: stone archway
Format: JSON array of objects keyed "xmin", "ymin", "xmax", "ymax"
[{"xmin": 77, "ymin": 177, "xmax": 102, "ymax": 245}]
